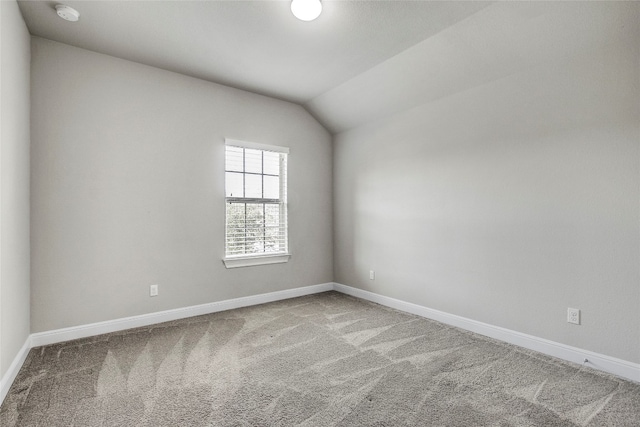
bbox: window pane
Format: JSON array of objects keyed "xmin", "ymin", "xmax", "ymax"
[
  {"xmin": 264, "ymin": 175, "xmax": 279, "ymax": 199},
  {"xmin": 264, "ymin": 204, "xmax": 280, "ymax": 227},
  {"xmin": 245, "ymin": 174, "xmax": 262, "ymax": 198},
  {"xmin": 225, "ymin": 172, "xmax": 244, "ymax": 198},
  {"xmin": 245, "ymin": 149, "xmax": 262, "ymax": 174},
  {"xmin": 226, "ymin": 203, "xmax": 246, "ymax": 255},
  {"xmin": 265, "ymin": 227, "xmax": 281, "ymax": 252},
  {"xmin": 265, "ymin": 205, "xmax": 281, "ymax": 253},
  {"xmin": 226, "ymin": 146, "xmax": 244, "ymax": 172},
  {"xmin": 263, "ymin": 152, "xmax": 280, "ymax": 175},
  {"xmin": 245, "ymin": 204, "xmax": 265, "ymax": 253}
]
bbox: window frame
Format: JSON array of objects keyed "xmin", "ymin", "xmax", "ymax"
[{"xmin": 222, "ymin": 139, "xmax": 290, "ymax": 268}]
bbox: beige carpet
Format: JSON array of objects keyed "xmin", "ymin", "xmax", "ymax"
[{"xmin": 1, "ymin": 291, "xmax": 638, "ymax": 426}]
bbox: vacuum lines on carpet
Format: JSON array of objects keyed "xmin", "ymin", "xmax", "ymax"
[{"xmin": 1, "ymin": 291, "xmax": 638, "ymax": 426}]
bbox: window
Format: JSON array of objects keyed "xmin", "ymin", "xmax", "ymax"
[{"xmin": 223, "ymin": 139, "xmax": 289, "ymax": 268}]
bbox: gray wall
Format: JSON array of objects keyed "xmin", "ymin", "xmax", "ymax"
[
  {"xmin": 0, "ymin": 0, "xmax": 31, "ymax": 378},
  {"xmin": 333, "ymin": 10, "xmax": 640, "ymax": 362},
  {"xmin": 30, "ymin": 38, "xmax": 332, "ymax": 333}
]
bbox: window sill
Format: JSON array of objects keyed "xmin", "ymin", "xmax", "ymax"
[{"xmin": 223, "ymin": 254, "xmax": 291, "ymax": 269}]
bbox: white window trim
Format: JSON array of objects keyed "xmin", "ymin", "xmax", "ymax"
[
  {"xmin": 225, "ymin": 139, "xmax": 289, "ymax": 154},
  {"xmin": 223, "ymin": 139, "xmax": 290, "ymax": 268},
  {"xmin": 222, "ymin": 253, "xmax": 291, "ymax": 269}
]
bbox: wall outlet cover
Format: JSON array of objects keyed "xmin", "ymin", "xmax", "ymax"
[{"xmin": 567, "ymin": 307, "xmax": 580, "ymax": 325}]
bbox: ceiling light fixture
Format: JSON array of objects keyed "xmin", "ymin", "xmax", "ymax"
[
  {"xmin": 291, "ymin": 0, "xmax": 322, "ymax": 22},
  {"xmin": 55, "ymin": 4, "xmax": 80, "ymax": 22}
]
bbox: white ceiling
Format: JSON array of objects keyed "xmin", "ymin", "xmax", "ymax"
[
  {"xmin": 16, "ymin": 1, "xmax": 639, "ymax": 133},
  {"xmin": 17, "ymin": 1, "xmax": 490, "ymax": 100}
]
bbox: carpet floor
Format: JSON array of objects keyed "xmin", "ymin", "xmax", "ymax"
[{"xmin": 1, "ymin": 291, "xmax": 638, "ymax": 426}]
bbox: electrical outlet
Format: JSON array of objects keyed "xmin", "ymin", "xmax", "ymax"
[
  {"xmin": 150, "ymin": 284, "xmax": 159, "ymax": 297},
  {"xmin": 567, "ymin": 307, "xmax": 580, "ymax": 325},
  {"xmin": 369, "ymin": 270, "xmax": 375, "ymax": 280}
]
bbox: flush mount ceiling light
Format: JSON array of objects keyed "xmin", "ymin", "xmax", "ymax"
[
  {"xmin": 55, "ymin": 4, "xmax": 80, "ymax": 22},
  {"xmin": 291, "ymin": 0, "xmax": 322, "ymax": 22}
]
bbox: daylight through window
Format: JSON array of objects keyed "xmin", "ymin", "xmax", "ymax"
[{"xmin": 225, "ymin": 141, "xmax": 288, "ymax": 260}]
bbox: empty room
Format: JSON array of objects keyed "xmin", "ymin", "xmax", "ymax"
[{"xmin": 1, "ymin": 0, "xmax": 638, "ymax": 425}]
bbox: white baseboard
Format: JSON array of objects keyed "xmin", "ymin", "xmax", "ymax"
[
  {"xmin": 3, "ymin": 280, "xmax": 638, "ymax": 408},
  {"xmin": 31, "ymin": 283, "xmax": 334, "ymax": 348},
  {"xmin": 333, "ymin": 283, "xmax": 640, "ymax": 383},
  {"xmin": 1, "ymin": 282, "xmax": 332, "ymax": 406},
  {"xmin": 0, "ymin": 336, "xmax": 32, "ymax": 405}
]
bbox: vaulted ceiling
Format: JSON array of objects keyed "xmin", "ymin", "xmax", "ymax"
[{"xmin": 17, "ymin": 1, "xmax": 638, "ymax": 133}]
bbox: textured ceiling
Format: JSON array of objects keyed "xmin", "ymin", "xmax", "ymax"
[{"xmin": 16, "ymin": 1, "xmax": 639, "ymax": 133}]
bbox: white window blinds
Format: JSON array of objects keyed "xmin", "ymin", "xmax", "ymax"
[{"xmin": 224, "ymin": 140, "xmax": 288, "ymax": 259}]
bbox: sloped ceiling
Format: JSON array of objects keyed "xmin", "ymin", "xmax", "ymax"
[
  {"xmin": 308, "ymin": 2, "xmax": 640, "ymax": 132},
  {"xmin": 17, "ymin": 1, "xmax": 638, "ymax": 134}
]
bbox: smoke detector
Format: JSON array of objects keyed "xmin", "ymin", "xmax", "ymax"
[{"xmin": 55, "ymin": 4, "xmax": 80, "ymax": 22}]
